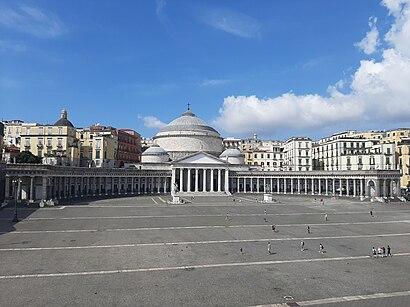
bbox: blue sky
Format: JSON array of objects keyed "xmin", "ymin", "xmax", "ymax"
[{"xmin": 1, "ymin": 0, "xmax": 410, "ymax": 140}]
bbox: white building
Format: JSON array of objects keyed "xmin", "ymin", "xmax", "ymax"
[{"xmin": 283, "ymin": 137, "xmax": 312, "ymax": 171}]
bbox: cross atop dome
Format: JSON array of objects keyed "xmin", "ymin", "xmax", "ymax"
[
  {"xmin": 187, "ymin": 102, "xmax": 190, "ymax": 111},
  {"xmin": 182, "ymin": 103, "xmax": 195, "ymax": 117}
]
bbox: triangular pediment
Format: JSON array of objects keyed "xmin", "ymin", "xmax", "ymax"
[{"xmin": 172, "ymin": 152, "xmax": 227, "ymax": 165}]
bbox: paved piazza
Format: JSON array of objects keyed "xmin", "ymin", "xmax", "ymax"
[{"xmin": 0, "ymin": 195, "xmax": 409, "ymax": 307}]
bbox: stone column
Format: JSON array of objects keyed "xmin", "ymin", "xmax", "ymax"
[
  {"xmin": 283, "ymin": 178, "xmax": 287, "ymax": 194},
  {"xmin": 333, "ymin": 179, "xmax": 336, "ymax": 196},
  {"xmin": 353, "ymin": 179, "xmax": 357, "ymax": 197},
  {"xmin": 318, "ymin": 179, "xmax": 321, "ymax": 195},
  {"xmin": 325, "ymin": 179, "xmax": 329, "ymax": 195},
  {"xmin": 218, "ymin": 169, "xmax": 222, "ymax": 192},
  {"xmin": 131, "ymin": 177, "xmax": 134, "ymax": 194},
  {"xmin": 360, "ymin": 179, "xmax": 364, "ymax": 197},
  {"xmin": 164, "ymin": 177, "xmax": 168, "ymax": 193},
  {"xmin": 290, "ymin": 178, "xmax": 294, "ymax": 194},
  {"xmin": 195, "ymin": 169, "xmax": 199, "ymax": 192},
  {"xmin": 311, "ymin": 178, "xmax": 315, "ymax": 195},
  {"xmin": 250, "ymin": 177, "xmax": 253, "ymax": 193},
  {"xmin": 256, "ymin": 177, "xmax": 260, "ymax": 193},
  {"xmin": 4, "ymin": 177, "xmax": 10, "ymax": 199},
  {"xmin": 42, "ymin": 177, "xmax": 47, "ymax": 200},
  {"xmin": 187, "ymin": 169, "xmax": 191, "ymax": 192},
  {"xmin": 346, "ymin": 179, "xmax": 350, "ymax": 197},
  {"xmin": 304, "ymin": 179, "xmax": 308, "ymax": 195},
  {"xmin": 30, "ymin": 176, "xmax": 35, "ymax": 202},
  {"xmin": 297, "ymin": 178, "xmax": 301, "ymax": 194},
  {"xmin": 270, "ymin": 178, "xmax": 273, "ymax": 194},
  {"xmin": 179, "ymin": 168, "xmax": 183, "ymax": 193},
  {"xmin": 171, "ymin": 168, "xmax": 176, "ymax": 194},
  {"xmin": 383, "ymin": 179, "xmax": 387, "ymax": 197},
  {"xmin": 339, "ymin": 178, "xmax": 343, "ymax": 196},
  {"xmin": 210, "ymin": 169, "xmax": 214, "ymax": 192},
  {"xmin": 203, "ymin": 169, "xmax": 207, "ymax": 192},
  {"xmin": 237, "ymin": 177, "xmax": 240, "ymax": 193},
  {"xmin": 225, "ymin": 169, "xmax": 229, "ymax": 193}
]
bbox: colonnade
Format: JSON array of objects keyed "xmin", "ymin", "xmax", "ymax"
[
  {"xmin": 4, "ymin": 175, "xmax": 172, "ymax": 202},
  {"xmin": 230, "ymin": 176, "xmax": 400, "ymax": 198}
]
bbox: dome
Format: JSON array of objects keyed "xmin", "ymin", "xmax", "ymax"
[
  {"xmin": 153, "ymin": 105, "xmax": 223, "ymax": 161},
  {"xmin": 142, "ymin": 145, "xmax": 168, "ymax": 156},
  {"xmin": 141, "ymin": 145, "xmax": 170, "ymax": 163},
  {"xmin": 54, "ymin": 109, "xmax": 74, "ymax": 127},
  {"xmin": 220, "ymin": 149, "xmax": 243, "ymax": 158},
  {"xmin": 157, "ymin": 109, "xmax": 219, "ymax": 134}
]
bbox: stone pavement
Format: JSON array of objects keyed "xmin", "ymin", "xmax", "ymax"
[{"xmin": 0, "ymin": 194, "xmax": 409, "ymax": 306}]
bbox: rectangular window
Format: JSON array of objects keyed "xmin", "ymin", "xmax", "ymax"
[
  {"xmin": 267, "ymin": 154, "xmax": 270, "ymax": 158},
  {"xmin": 47, "ymin": 138, "xmax": 52, "ymax": 146},
  {"xmin": 26, "ymin": 127, "xmax": 30, "ymax": 135},
  {"xmin": 386, "ymin": 157, "xmax": 390, "ymax": 165},
  {"xmin": 39, "ymin": 127, "xmax": 44, "ymax": 135},
  {"xmin": 25, "ymin": 138, "xmax": 30, "ymax": 146},
  {"xmin": 58, "ymin": 127, "xmax": 63, "ymax": 135},
  {"xmin": 96, "ymin": 150, "xmax": 100, "ymax": 159},
  {"xmin": 57, "ymin": 138, "xmax": 62, "ymax": 146},
  {"xmin": 254, "ymin": 154, "xmax": 257, "ymax": 158},
  {"xmin": 306, "ymin": 159, "xmax": 309, "ymax": 164},
  {"xmin": 96, "ymin": 139, "xmax": 101, "ymax": 149},
  {"xmin": 38, "ymin": 138, "xmax": 43, "ymax": 145},
  {"xmin": 48, "ymin": 127, "xmax": 52, "ymax": 135},
  {"xmin": 387, "ymin": 147, "xmax": 391, "ymax": 154}
]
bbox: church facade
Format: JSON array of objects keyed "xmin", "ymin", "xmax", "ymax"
[{"xmin": 3, "ymin": 107, "xmax": 402, "ymax": 203}]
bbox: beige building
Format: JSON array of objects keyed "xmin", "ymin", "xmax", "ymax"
[
  {"xmin": 78, "ymin": 126, "xmax": 118, "ymax": 168},
  {"xmin": 19, "ymin": 109, "xmax": 80, "ymax": 166}
]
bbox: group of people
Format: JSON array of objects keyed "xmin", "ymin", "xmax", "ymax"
[{"xmin": 372, "ymin": 245, "xmax": 392, "ymax": 257}]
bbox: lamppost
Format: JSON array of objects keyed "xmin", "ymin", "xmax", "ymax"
[{"xmin": 12, "ymin": 178, "xmax": 21, "ymax": 222}]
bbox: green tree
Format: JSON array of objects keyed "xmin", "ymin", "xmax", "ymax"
[{"xmin": 14, "ymin": 151, "xmax": 42, "ymax": 164}]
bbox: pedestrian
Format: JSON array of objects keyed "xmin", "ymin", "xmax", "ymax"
[
  {"xmin": 264, "ymin": 209, "xmax": 267, "ymax": 215},
  {"xmin": 324, "ymin": 214, "xmax": 328, "ymax": 221},
  {"xmin": 225, "ymin": 213, "xmax": 229, "ymax": 221},
  {"xmin": 319, "ymin": 243, "xmax": 324, "ymax": 253},
  {"xmin": 268, "ymin": 242, "xmax": 272, "ymax": 254},
  {"xmin": 372, "ymin": 247, "xmax": 377, "ymax": 257},
  {"xmin": 272, "ymin": 225, "xmax": 276, "ymax": 232},
  {"xmin": 307, "ymin": 225, "xmax": 310, "ymax": 234},
  {"xmin": 377, "ymin": 247, "xmax": 383, "ymax": 257},
  {"xmin": 240, "ymin": 248, "xmax": 243, "ymax": 254},
  {"xmin": 370, "ymin": 210, "xmax": 373, "ymax": 217},
  {"xmin": 382, "ymin": 246, "xmax": 386, "ymax": 258},
  {"xmin": 300, "ymin": 240, "xmax": 305, "ymax": 251},
  {"xmin": 387, "ymin": 245, "xmax": 392, "ymax": 257},
  {"xmin": 264, "ymin": 217, "xmax": 268, "ymax": 223}
]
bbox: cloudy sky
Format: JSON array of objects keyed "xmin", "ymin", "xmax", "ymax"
[{"xmin": 1, "ymin": 0, "xmax": 410, "ymax": 140}]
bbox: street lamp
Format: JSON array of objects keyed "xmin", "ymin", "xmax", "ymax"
[{"xmin": 11, "ymin": 178, "xmax": 21, "ymax": 223}]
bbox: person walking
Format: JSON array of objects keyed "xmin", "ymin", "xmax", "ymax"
[
  {"xmin": 268, "ymin": 242, "xmax": 272, "ymax": 254},
  {"xmin": 324, "ymin": 214, "xmax": 328, "ymax": 221},
  {"xmin": 307, "ymin": 225, "xmax": 310, "ymax": 234},
  {"xmin": 264, "ymin": 209, "xmax": 267, "ymax": 215},
  {"xmin": 319, "ymin": 243, "xmax": 324, "ymax": 253},
  {"xmin": 300, "ymin": 240, "xmax": 305, "ymax": 251},
  {"xmin": 225, "ymin": 213, "xmax": 229, "ymax": 221},
  {"xmin": 372, "ymin": 247, "xmax": 377, "ymax": 257},
  {"xmin": 382, "ymin": 246, "xmax": 386, "ymax": 258},
  {"xmin": 272, "ymin": 225, "xmax": 276, "ymax": 232},
  {"xmin": 240, "ymin": 248, "xmax": 244, "ymax": 254},
  {"xmin": 370, "ymin": 210, "xmax": 373, "ymax": 217},
  {"xmin": 387, "ymin": 245, "xmax": 392, "ymax": 257}
]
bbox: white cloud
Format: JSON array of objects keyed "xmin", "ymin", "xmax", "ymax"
[
  {"xmin": 355, "ymin": 17, "xmax": 380, "ymax": 54},
  {"xmin": 200, "ymin": 79, "xmax": 232, "ymax": 87},
  {"xmin": 142, "ymin": 116, "xmax": 167, "ymax": 129},
  {"xmin": 213, "ymin": 2, "xmax": 410, "ymax": 136},
  {"xmin": 156, "ymin": 0, "xmax": 172, "ymax": 31},
  {"xmin": 0, "ymin": 6, "xmax": 66, "ymax": 39},
  {"xmin": 202, "ymin": 8, "xmax": 261, "ymax": 39},
  {"xmin": 0, "ymin": 40, "xmax": 26, "ymax": 52}
]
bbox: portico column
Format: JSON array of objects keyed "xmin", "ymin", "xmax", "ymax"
[
  {"xmin": 346, "ymin": 179, "xmax": 350, "ymax": 197},
  {"xmin": 225, "ymin": 169, "xmax": 229, "ymax": 193},
  {"xmin": 218, "ymin": 169, "xmax": 221, "ymax": 192},
  {"xmin": 360, "ymin": 179, "xmax": 363, "ymax": 197},
  {"xmin": 195, "ymin": 169, "xmax": 199, "ymax": 192},
  {"xmin": 290, "ymin": 178, "xmax": 294, "ymax": 194},
  {"xmin": 304, "ymin": 179, "xmax": 308, "ymax": 195},
  {"xmin": 30, "ymin": 177, "xmax": 35, "ymax": 202},
  {"xmin": 131, "ymin": 177, "xmax": 134, "ymax": 194},
  {"xmin": 42, "ymin": 177, "xmax": 47, "ymax": 200},
  {"xmin": 333, "ymin": 179, "xmax": 336, "ymax": 195},
  {"xmin": 297, "ymin": 178, "xmax": 301, "ymax": 194},
  {"xmin": 237, "ymin": 177, "xmax": 240, "ymax": 193},
  {"xmin": 283, "ymin": 178, "xmax": 287, "ymax": 194},
  {"xmin": 179, "ymin": 168, "xmax": 183, "ymax": 192},
  {"xmin": 311, "ymin": 178, "xmax": 315, "ymax": 195},
  {"xmin": 325, "ymin": 179, "xmax": 329, "ymax": 195},
  {"xmin": 171, "ymin": 168, "xmax": 176, "ymax": 194},
  {"xmin": 339, "ymin": 178, "xmax": 343, "ymax": 196},
  {"xmin": 187, "ymin": 169, "xmax": 191, "ymax": 192},
  {"xmin": 270, "ymin": 178, "xmax": 273, "ymax": 193},
  {"xmin": 256, "ymin": 177, "xmax": 259, "ymax": 193},
  {"xmin": 353, "ymin": 179, "xmax": 357, "ymax": 197},
  {"xmin": 203, "ymin": 169, "xmax": 207, "ymax": 192},
  {"xmin": 318, "ymin": 179, "xmax": 321, "ymax": 195},
  {"xmin": 210, "ymin": 169, "xmax": 214, "ymax": 192},
  {"xmin": 383, "ymin": 179, "xmax": 387, "ymax": 197},
  {"xmin": 164, "ymin": 177, "xmax": 168, "ymax": 193}
]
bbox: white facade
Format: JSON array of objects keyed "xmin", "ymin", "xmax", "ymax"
[{"xmin": 283, "ymin": 137, "xmax": 312, "ymax": 171}]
